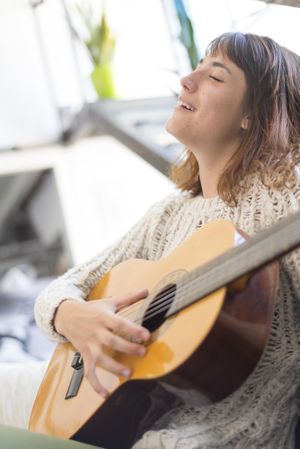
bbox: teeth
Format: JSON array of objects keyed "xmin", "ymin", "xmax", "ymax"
[{"xmin": 177, "ymin": 100, "xmax": 195, "ymax": 111}]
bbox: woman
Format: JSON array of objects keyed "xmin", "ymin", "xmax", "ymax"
[{"xmin": 6, "ymin": 32, "xmax": 300, "ymax": 448}]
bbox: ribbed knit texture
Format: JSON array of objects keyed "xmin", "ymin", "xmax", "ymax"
[{"xmin": 34, "ymin": 174, "xmax": 300, "ymax": 449}]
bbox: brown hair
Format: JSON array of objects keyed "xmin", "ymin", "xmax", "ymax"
[{"xmin": 170, "ymin": 32, "xmax": 300, "ymax": 205}]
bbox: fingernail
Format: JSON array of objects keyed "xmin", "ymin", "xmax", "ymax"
[
  {"xmin": 142, "ymin": 330, "xmax": 150, "ymax": 340},
  {"xmin": 122, "ymin": 368, "xmax": 131, "ymax": 377},
  {"xmin": 140, "ymin": 288, "xmax": 148, "ymax": 295},
  {"xmin": 98, "ymin": 388, "xmax": 108, "ymax": 398},
  {"xmin": 138, "ymin": 347, "xmax": 146, "ymax": 356}
]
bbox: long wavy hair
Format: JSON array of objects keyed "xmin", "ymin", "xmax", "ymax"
[{"xmin": 170, "ymin": 32, "xmax": 300, "ymax": 205}]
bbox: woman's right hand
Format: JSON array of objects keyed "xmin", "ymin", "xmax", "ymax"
[{"xmin": 53, "ymin": 288, "xmax": 151, "ymax": 398}]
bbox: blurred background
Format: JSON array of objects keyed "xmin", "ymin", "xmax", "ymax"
[{"xmin": 0, "ymin": 0, "xmax": 299, "ymax": 366}]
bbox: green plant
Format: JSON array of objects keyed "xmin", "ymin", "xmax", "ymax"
[
  {"xmin": 75, "ymin": 1, "xmax": 117, "ymax": 97},
  {"xmin": 76, "ymin": 1, "xmax": 116, "ymax": 66}
]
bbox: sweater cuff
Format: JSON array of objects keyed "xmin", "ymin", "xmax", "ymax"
[{"xmin": 34, "ymin": 284, "xmax": 86, "ymax": 343}]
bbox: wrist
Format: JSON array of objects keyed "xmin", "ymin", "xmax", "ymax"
[{"xmin": 53, "ymin": 299, "xmax": 81, "ymax": 337}]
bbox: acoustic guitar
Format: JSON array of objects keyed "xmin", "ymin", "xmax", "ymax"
[{"xmin": 29, "ymin": 213, "xmax": 300, "ymax": 449}]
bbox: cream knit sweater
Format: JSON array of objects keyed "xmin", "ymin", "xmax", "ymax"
[{"xmin": 34, "ymin": 175, "xmax": 300, "ymax": 449}]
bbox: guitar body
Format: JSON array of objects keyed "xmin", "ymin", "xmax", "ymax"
[{"xmin": 29, "ymin": 220, "xmax": 278, "ymax": 449}]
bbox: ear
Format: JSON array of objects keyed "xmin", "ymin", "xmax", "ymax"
[{"xmin": 241, "ymin": 115, "xmax": 250, "ymax": 131}]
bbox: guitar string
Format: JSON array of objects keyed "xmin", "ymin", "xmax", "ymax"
[
  {"xmin": 137, "ymin": 217, "xmax": 300, "ymax": 324},
  {"xmin": 119, "ymin": 249, "xmax": 254, "ymax": 324},
  {"xmin": 117, "ymin": 235, "xmax": 249, "ymax": 321},
  {"xmin": 141, "ymin": 223, "xmax": 297, "ymax": 325},
  {"xmin": 118, "ymin": 233, "xmax": 268, "ymax": 323},
  {"xmin": 122, "ymin": 259, "xmax": 232, "ymax": 324},
  {"xmin": 117, "ymin": 256, "xmax": 224, "ymax": 321},
  {"xmin": 116, "ymin": 212, "xmax": 300, "ymax": 323},
  {"xmin": 118, "ymin": 230, "xmax": 288, "ymax": 325},
  {"xmin": 118, "ymin": 224, "xmax": 296, "ymax": 325}
]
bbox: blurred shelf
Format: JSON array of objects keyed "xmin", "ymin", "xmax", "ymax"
[{"xmin": 62, "ymin": 96, "xmax": 182, "ymax": 175}]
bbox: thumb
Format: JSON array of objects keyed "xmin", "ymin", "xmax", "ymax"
[{"xmin": 114, "ymin": 288, "xmax": 149, "ymax": 311}]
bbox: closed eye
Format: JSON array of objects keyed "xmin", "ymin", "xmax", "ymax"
[{"xmin": 209, "ymin": 75, "xmax": 224, "ymax": 83}]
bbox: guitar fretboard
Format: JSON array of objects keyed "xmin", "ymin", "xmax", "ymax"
[{"xmin": 168, "ymin": 210, "xmax": 300, "ymax": 317}]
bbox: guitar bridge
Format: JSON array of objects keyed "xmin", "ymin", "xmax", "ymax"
[{"xmin": 65, "ymin": 352, "xmax": 84, "ymax": 400}]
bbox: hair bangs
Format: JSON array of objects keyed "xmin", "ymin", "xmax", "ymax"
[{"xmin": 205, "ymin": 33, "xmax": 251, "ymax": 75}]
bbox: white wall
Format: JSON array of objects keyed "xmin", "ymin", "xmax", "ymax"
[
  {"xmin": 0, "ymin": 1, "xmax": 63, "ymax": 149},
  {"xmin": 188, "ymin": 0, "xmax": 300, "ymax": 57}
]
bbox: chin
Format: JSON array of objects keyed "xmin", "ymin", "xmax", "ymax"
[
  {"xmin": 165, "ymin": 117, "xmax": 173, "ymax": 135},
  {"xmin": 165, "ymin": 116, "xmax": 186, "ymax": 145}
]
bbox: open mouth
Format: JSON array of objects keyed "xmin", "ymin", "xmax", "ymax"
[{"xmin": 177, "ymin": 100, "xmax": 196, "ymax": 112}]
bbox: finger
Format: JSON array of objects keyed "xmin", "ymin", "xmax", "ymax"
[
  {"xmin": 83, "ymin": 358, "xmax": 109, "ymax": 398},
  {"xmin": 102, "ymin": 312, "xmax": 150, "ymax": 342},
  {"xmin": 101, "ymin": 329, "xmax": 147, "ymax": 357},
  {"xmin": 113, "ymin": 288, "xmax": 149, "ymax": 311},
  {"xmin": 97, "ymin": 351, "xmax": 132, "ymax": 379}
]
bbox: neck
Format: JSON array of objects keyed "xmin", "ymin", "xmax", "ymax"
[
  {"xmin": 192, "ymin": 139, "xmax": 240, "ymax": 198},
  {"xmin": 197, "ymin": 162, "xmax": 222, "ymax": 198}
]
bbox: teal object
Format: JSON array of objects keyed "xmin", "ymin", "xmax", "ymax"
[
  {"xmin": 174, "ymin": 0, "xmax": 200, "ymax": 70},
  {"xmin": 0, "ymin": 425, "xmax": 105, "ymax": 449}
]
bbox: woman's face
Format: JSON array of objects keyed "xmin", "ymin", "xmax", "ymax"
[{"xmin": 166, "ymin": 51, "xmax": 248, "ymax": 156}]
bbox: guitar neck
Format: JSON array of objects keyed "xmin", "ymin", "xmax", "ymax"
[{"xmin": 168, "ymin": 210, "xmax": 300, "ymax": 317}]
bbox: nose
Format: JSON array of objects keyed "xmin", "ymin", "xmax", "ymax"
[{"xmin": 180, "ymin": 72, "xmax": 198, "ymax": 93}]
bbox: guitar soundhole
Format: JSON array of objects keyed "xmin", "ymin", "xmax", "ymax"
[{"xmin": 142, "ymin": 283, "xmax": 177, "ymax": 332}]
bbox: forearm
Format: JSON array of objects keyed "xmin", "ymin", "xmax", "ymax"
[
  {"xmin": 34, "ymin": 243, "xmax": 128, "ymax": 342},
  {"xmin": 33, "ymin": 198, "xmax": 163, "ymax": 342}
]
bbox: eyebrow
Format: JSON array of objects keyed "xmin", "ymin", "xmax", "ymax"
[{"xmin": 199, "ymin": 58, "xmax": 232, "ymax": 75}]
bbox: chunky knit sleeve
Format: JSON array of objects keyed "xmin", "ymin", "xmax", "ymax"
[
  {"xmin": 274, "ymin": 181, "xmax": 300, "ymax": 300},
  {"xmin": 260, "ymin": 175, "xmax": 300, "ymax": 299},
  {"xmin": 34, "ymin": 195, "xmax": 175, "ymax": 342}
]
